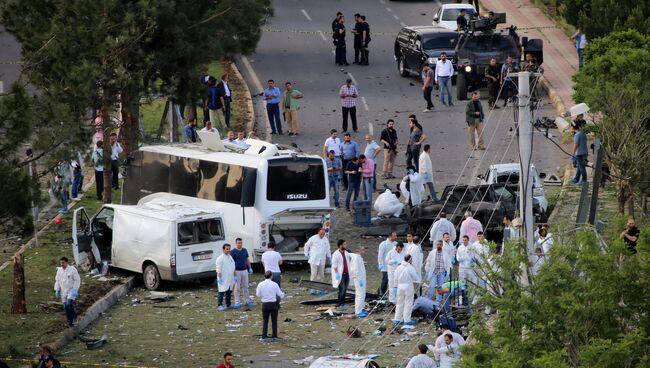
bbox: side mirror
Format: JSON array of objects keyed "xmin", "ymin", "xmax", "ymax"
[
  {"xmin": 433, "ymin": 16, "xmax": 439, "ymax": 22},
  {"xmin": 477, "ymin": 174, "xmax": 484, "ymax": 179},
  {"xmin": 539, "ymin": 172, "xmax": 547, "ymax": 179}
]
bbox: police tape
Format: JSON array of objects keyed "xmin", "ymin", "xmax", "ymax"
[
  {"xmin": 0, "ymin": 357, "xmax": 157, "ymax": 368},
  {"xmin": 261, "ymin": 27, "xmax": 397, "ymax": 36}
]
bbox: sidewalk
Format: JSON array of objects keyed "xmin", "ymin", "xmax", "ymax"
[{"xmin": 480, "ymin": 0, "xmax": 577, "ymax": 115}]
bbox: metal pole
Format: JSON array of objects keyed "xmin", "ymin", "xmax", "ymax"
[
  {"xmin": 588, "ymin": 138, "xmax": 603, "ymax": 225},
  {"xmin": 517, "ymin": 71, "xmax": 535, "ymax": 260}
]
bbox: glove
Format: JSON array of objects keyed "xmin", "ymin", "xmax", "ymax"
[
  {"xmin": 336, "ymin": 273, "xmax": 341, "ymax": 281},
  {"xmin": 389, "ymin": 259, "xmax": 399, "ymax": 266},
  {"xmin": 233, "ymin": 276, "xmax": 239, "ymax": 283},
  {"xmin": 392, "ymin": 287, "xmax": 398, "ymax": 295},
  {"xmin": 378, "ymin": 264, "xmax": 384, "ymax": 271},
  {"xmin": 248, "ymin": 267, "xmax": 253, "ymax": 274},
  {"xmin": 55, "ymin": 290, "xmax": 60, "ymax": 299},
  {"xmin": 359, "ymin": 280, "xmax": 365, "ymax": 288},
  {"xmin": 71, "ymin": 289, "xmax": 79, "ymax": 298},
  {"xmin": 217, "ymin": 277, "xmax": 224, "ymax": 284}
]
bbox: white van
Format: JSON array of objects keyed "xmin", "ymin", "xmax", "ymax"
[{"xmin": 72, "ymin": 197, "xmax": 226, "ymax": 290}]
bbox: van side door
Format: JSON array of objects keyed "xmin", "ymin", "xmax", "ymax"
[{"xmin": 175, "ymin": 217, "xmax": 225, "ymax": 277}]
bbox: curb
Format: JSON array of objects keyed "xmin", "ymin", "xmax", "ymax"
[
  {"xmin": 46, "ymin": 276, "xmax": 136, "ymax": 353},
  {"xmin": 546, "ymin": 164, "xmax": 574, "ymax": 224},
  {"xmin": 228, "ymin": 60, "xmax": 255, "ymax": 134}
]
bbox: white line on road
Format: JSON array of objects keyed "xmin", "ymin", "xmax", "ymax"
[
  {"xmin": 331, "ymin": 50, "xmax": 335, "ymax": 55},
  {"xmin": 318, "ymin": 30, "xmax": 327, "ymax": 41},
  {"xmin": 379, "ymin": 0, "xmax": 385, "ymax": 4},
  {"xmin": 240, "ymin": 56, "xmax": 272, "ymax": 142},
  {"xmin": 361, "ymin": 96, "xmax": 369, "ymax": 111},
  {"xmin": 301, "ymin": 9, "xmax": 312, "ymax": 21},
  {"xmin": 347, "ymin": 72, "xmax": 359, "ymax": 86},
  {"xmin": 400, "ymin": 22, "xmax": 407, "ymax": 27},
  {"xmin": 393, "ymin": 15, "xmax": 400, "ymax": 20},
  {"xmin": 386, "ymin": 7, "xmax": 393, "ymax": 12}
]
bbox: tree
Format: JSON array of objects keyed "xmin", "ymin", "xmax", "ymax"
[
  {"xmin": 562, "ymin": 0, "xmax": 650, "ymax": 39},
  {"xmin": 573, "ymin": 30, "xmax": 650, "ymax": 214},
  {"xmin": 459, "ymin": 225, "xmax": 650, "ymax": 367}
]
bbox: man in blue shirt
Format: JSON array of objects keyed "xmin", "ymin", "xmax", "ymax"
[
  {"xmin": 264, "ymin": 79, "xmax": 283, "ymax": 135},
  {"xmin": 326, "ymin": 150, "xmax": 342, "ymax": 207},
  {"xmin": 182, "ymin": 119, "xmax": 197, "ymax": 143},
  {"xmin": 570, "ymin": 123, "xmax": 588, "ymax": 184},
  {"xmin": 231, "ymin": 238, "xmax": 255, "ymax": 308},
  {"xmin": 341, "ymin": 133, "xmax": 360, "ymax": 190}
]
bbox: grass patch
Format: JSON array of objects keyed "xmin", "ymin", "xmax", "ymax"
[{"xmin": 0, "ymin": 185, "xmax": 121, "ymax": 360}]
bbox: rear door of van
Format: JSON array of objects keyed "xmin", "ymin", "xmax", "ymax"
[{"xmin": 175, "ymin": 217, "xmax": 225, "ymax": 277}]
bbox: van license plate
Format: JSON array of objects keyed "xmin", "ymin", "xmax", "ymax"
[{"xmin": 193, "ymin": 254, "xmax": 212, "ymax": 261}]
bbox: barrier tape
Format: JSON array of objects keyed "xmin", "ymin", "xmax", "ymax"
[{"xmin": 0, "ymin": 357, "xmax": 157, "ymax": 368}]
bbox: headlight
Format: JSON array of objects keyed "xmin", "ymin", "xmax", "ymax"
[
  {"xmin": 464, "ymin": 65, "xmax": 472, "ymax": 72},
  {"xmin": 427, "ymin": 58, "xmax": 435, "ymax": 65}
]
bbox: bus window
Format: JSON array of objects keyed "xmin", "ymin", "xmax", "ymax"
[
  {"xmin": 170, "ymin": 156, "xmax": 199, "ymax": 197},
  {"xmin": 224, "ymin": 164, "xmax": 243, "ymax": 204},
  {"xmin": 141, "ymin": 152, "xmax": 170, "ymax": 195},
  {"xmin": 266, "ymin": 158, "xmax": 326, "ymax": 201},
  {"xmin": 198, "ymin": 160, "xmax": 242, "ymax": 205}
]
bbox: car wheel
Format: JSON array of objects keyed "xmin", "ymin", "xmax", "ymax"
[
  {"xmin": 143, "ymin": 264, "xmax": 162, "ymax": 291},
  {"xmin": 456, "ymin": 73, "xmax": 468, "ymax": 100},
  {"xmin": 398, "ymin": 56, "xmax": 409, "ymax": 77},
  {"xmin": 78, "ymin": 252, "xmax": 95, "ymax": 273}
]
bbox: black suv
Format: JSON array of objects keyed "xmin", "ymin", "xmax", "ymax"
[
  {"xmin": 454, "ymin": 14, "xmax": 543, "ymax": 100},
  {"xmin": 394, "ymin": 26, "xmax": 457, "ymax": 78}
]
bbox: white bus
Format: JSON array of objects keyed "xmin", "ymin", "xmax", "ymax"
[{"xmin": 122, "ymin": 137, "xmax": 332, "ymax": 262}]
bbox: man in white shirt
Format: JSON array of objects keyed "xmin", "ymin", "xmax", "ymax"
[
  {"xmin": 323, "ymin": 129, "xmax": 343, "ymax": 158},
  {"xmin": 432, "ymin": 324, "xmax": 465, "ymax": 364},
  {"xmin": 304, "ymin": 229, "xmax": 331, "ymax": 294},
  {"xmin": 418, "ymin": 144, "xmax": 437, "ymax": 200},
  {"xmin": 200, "ymin": 121, "xmax": 220, "ymax": 135},
  {"xmin": 429, "ymin": 333, "xmax": 461, "ymax": 368},
  {"xmin": 221, "ymin": 131, "xmax": 237, "ymax": 145},
  {"xmin": 393, "ymin": 255, "xmax": 419, "ymax": 325},
  {"xmin": 456, "ymin": 235, "xmax": 475, "ymax": 284},
  {"xmin": 234, "ymin": 131, "xmax": 249, "ymax": 147},
  {"xmin": 377, "ymin": 231, "xmax": 398, "ymax": 296},
  {"xmin": 406, "ymin": 344, "xmax": 435, "ymax": 368},
  {"xmin": 385, "ymin": 242, "xmax": 406, "ymax": 303},
  {"xmin": 54, "ymin": 256, "xmax": 81, "ymax": 326},
  {"xmin": 261, "ymin": 242, "xmax": 283, "ymax": 288},
  {"xmin": 502, "ymin": 215, "xmax": 519, "ymax": 253},
  {"xmin": 109, "ymin": 133, "xmax": 123, "ymax": 189},
  {"xmin": 405, "ymin": 232, "xmax": 423, "ymax": 294},
  {"xmin": 331, "ymin": 239, "xmax": 352, "ymax": 307},
  {"xmin": 430, "ymin": 212, "xmax": 457, "ymax": 245},
  {"xmin": 349, "ymin": 246, "xmax": 368, "ymax": 317},
  {"xmin": 256, "ymin": 271, "xmax": 285, "ymax": 341},
  {"xmin": 441, "ymin": 232, "xmax": 455, "ymax": 262},
  {"xmin": 435, "ymin": 52, "xmax": 454, "ymax": 107},
  {"xmin": 215, "ymin": 243, "xmax": 236, "ymax": 311},
  {"xmin": 471, "ymin": 231, "xmax": 490, "ymax": 289}
]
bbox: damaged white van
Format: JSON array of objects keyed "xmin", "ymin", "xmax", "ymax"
[{"xmin": 72, "ymin": 197, "xmax": 226, "ymax": 290}]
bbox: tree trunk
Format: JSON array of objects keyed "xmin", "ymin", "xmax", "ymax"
[
  {"xmin": 100, "ymin": 92, "xmax": 113, "ymax": 204},
  {"xmin": 627, "ymin": 194, "xmax": 635, "ymax": 218},
  {"xmin": 120, "ymin": 93, "xmax": 140, "ymax": 157},
  {"xmin": 12, "ymin": 250, "xmax": 26, "ymax": 314},
  {"xmin": 617, "ymin": 183, "xmax": 626, "ymax": 214}
]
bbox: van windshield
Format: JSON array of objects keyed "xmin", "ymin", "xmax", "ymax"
[
  {"xmin": 178, "ymin": 219, "xmax": 224, "ymax": 246},
  {"xmin": 266, "ymin": 158, "xmax": 326, "ymax": 201}
]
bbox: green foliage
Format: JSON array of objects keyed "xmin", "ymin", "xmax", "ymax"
[
  {"xmin": 459, "ymin": 227, "xmax": 650, "ymax": 367},
  {"xmin": 562, "ymin": 0, "xmax": 650, "ymax": 38}
]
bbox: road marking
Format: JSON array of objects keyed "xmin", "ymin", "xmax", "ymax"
[
  {"xmin": 379, "ymin": 0, "xmax": 385, "ymax": 4},
  {"xmin": 400, "ymin": 22, "xmax": 407, "ymax": 27},
  {"xmin": 347, "ymin": 72, "xmax": 359, "ymax": 86},
  {"xmin": 318, "ymin": 30, "xmax": 327, "ymax": 41},
  {"xmin": 361, "ymin": 96, "xmax": 369, "ymax": 111},
  {"xmin": 386, "ymin": 7, "xmax": 393, "ymax": 12},
  {"xmin": 240, "ymin": 56, "xmax": 272, "ymax": 142},
  {"xmin": 301, "ymin": 9, "xmax": 312, "ymax": 21},
  {"xmin": 393, "ymin": 15, "xmax": 400, "ymax": 20}
]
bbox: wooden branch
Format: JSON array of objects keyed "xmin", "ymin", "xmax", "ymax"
[{"xmin": 186, "ymin": 6, "xmax": 233, "ymax": 30}]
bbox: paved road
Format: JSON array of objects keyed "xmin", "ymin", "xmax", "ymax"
[
  {"xmin": 237, "ymin": 0, "xmax": 568, "ymax": 192},
  {"xmin": 0, "ymin": 27, "xmax": 22, "ymax": 92}
]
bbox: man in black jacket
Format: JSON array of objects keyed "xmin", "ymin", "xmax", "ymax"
[
  {"xmin": 216, "ymin": 73, "xmax": 232, "ymax": 128},
  {"xmin": 380, "ymin": 119, "xmax": 398, "ymax": 179}
]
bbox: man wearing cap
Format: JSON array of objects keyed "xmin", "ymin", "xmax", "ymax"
[{"xmin": 339, "ymin": 78, "xmax": 358, "ymax": 132}]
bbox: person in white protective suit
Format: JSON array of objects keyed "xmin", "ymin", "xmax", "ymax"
[
  {"xmin": 429, "ymin": 212, "xmax": 457, "ymax": 245},
  {"xmin": 441, "ymin": 232, "xmax": 456, "ymax": 263},
  {"xmin": 393, "ymin": 254, "xmax": 419, "ymax": 325},
  {"xmin": 418, "ymin": 144, "xmax": 438, "ymax": 201},
  {"xmin": 54, "ymin": 256, "xmax": 81, "ymax": 326},
  {"xmin": 456, "ymin": 235, "xmax": 475, "ymax": 285},
  {"xmin": 385, "ymin": 242, "xmax": 406, "ymax": 303},
  {"xmin": 404, "ymin": 232, "xmax": 423, "ymax": 295},
  {"xmin": 349, "ymin": 246, "xmax": 368, "ymax": 317},
  {"xmin": 377, "ymin": 231, "xmax": 398, "ymax": 296},
  {"xmin": 431, "ymin": 328, "xmax": 465, "ymax": 366},
  {"xmin": 405, "ymin": 344, "xmax": 436, "ymax": 368},
  {"xmin": 304, "ymin": 228, "xmax": 331, "ymax": 294},
  {"xmin": 215, "ymin": 243, "xmax": 236, "ymax": 311},
  {"xmin": 400, "ymin": 166, "xmax": 424, "ymax": 207},
  {"xmin": 428, "ymin": 333, "xmax": 461, "ymax": 368},
  {"xmin": 373, "ymin": 189, "xmax": 404, "ymax": 217}
]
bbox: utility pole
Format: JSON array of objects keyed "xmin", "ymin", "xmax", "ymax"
[{"xmin": 517, "ymin": 71, "xmax": 535, "ymax": 261}]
